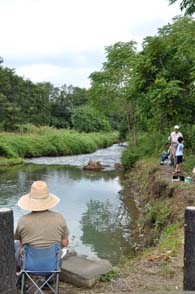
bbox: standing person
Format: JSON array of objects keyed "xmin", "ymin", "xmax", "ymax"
[
  {"xmin": 168, "ymin": 125, "xmax": 183, "ymax": 166},
  {"xmin": 174, "ymin": 136, "xmax": 184, "ymax": 173},
  {"xmin": 15, "ymin": 180, "xmax": 69, "ymax": 271}
]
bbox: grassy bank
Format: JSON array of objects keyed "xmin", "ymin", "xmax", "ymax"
[
  {"xmin": 115, "ymin": 159, "xmax": 192, "ymax": 290},
  {"xmin": 127, "ymin": 160, "xmax": 187, "ymax": 250},
  {"xmin": 0, "ymin": 126, "xmax": 119, "ymax": 166}
]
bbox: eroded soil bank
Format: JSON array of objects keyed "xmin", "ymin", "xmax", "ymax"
[{"xmin": 59, "ymin": 160, "xmax": 195, "ymax": 293}]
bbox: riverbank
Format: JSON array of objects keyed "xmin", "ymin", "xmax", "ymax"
[
  {"xmin": 0, "ymin": 127, "xmax": 118, "ymax": 166},
  {"xmin": 59, "ymin": 159, "xmax": 193, "ymax": 293}
]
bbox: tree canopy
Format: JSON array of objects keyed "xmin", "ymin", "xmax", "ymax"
[
  {"xmin": 89, "ymin": 16, "xmax": 195, "ymax": 137},
  {"xmin": 1, "ymin": 15, "xmax": 195, "ymax": 141},
  {"xmin": 168, "ymin": 0, "xmax": 195, "ymax": 15}
]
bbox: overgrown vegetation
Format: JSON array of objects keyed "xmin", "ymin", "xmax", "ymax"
[
  {"xmin": 121, "ymin": 132, "xmax": 165, "ymax": 170},
  {"xmin": 0, "ymin": 126, "xmax": 118, "ymax": 165},
  {"xmin": 141, "ymin": 202, "xmax": 172, "ymax": 245}
]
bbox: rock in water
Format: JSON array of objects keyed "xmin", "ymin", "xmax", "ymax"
[{"xmin": 83, "ymin": 160, "xmax": 103, "ymax": 171}]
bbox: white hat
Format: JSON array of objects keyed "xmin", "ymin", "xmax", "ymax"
[
  {"xmin": 174, "ymin": 125, "xmax": 179, "ymax": 129},
  {"xmin": 17, "ymin": 181, "xmax": 60, "ymax": 211}
]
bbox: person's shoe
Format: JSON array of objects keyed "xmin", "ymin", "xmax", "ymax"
[
  {"xmin": 16, "ymin": 272, "xmax": 22, "ymax": 289},
  {"xmin": 16, "ymin": 272, "xmax": 29, "ymax": 290}
]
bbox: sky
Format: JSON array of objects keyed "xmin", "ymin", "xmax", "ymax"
[{"xmin": 0, "ymin": 0, "xmax": 182, "ymax": 88}]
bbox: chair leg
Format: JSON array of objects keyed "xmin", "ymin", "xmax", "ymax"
[
  {"xmin": 21, "ymin": 273, "xmax": 26, "ymax": 294},
  {"xmin": 56, "ymin": 273, "xmax": 60, "ymax": 294}
]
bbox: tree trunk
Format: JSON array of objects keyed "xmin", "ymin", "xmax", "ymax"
[
  {"xmin": 126, "ymin": 101, "xmax": 137, "ymax": 146},
  {"xmin": 0, "ymin": 208, "xmax": 17, "ymax": 293},
  {"xmin": 183, "ymin": 206, "xmax": 195, "ymax": 290}
]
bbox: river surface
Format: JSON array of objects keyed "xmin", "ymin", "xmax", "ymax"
[{"xmin": 0, "ymin": 144, "xmax": 138, "ymax": 265}]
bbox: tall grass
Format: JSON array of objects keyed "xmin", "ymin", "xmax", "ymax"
[
  {"xmin": 0, "ymin": 126, "xmax": 118, "ymax": 164},
  {"xmin": 121, "ymin": 132, "xmax": 165, "ymax": 170}
]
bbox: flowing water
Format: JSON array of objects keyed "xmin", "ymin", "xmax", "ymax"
[{"xmin": 0, "ymin": 144, "xmax": 138, "ymax": 265}]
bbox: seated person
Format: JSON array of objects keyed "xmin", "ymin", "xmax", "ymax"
[
  {"xmin": 160, "ymin": 143, "xmax": 171, "ymax": 165},
  {"xmin": 15, "ymin": 180, "xmax": 69, "ymax": 273}
]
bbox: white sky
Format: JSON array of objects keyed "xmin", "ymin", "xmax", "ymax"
[{"xmin": 0, "ymin": 0, "xmax": 181, "ymax": 88}]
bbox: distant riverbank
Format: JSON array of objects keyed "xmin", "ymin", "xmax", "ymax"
[{"xmin": 0, "ymin": 126, "xmax": 119, "ymax": 166}]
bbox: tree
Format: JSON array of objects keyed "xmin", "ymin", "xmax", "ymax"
[
  {"xmin": 50, "ymin": 84, "xmax": 89, "ymax": 128},
  {"xmin": 71, "ymin": 105, "xmax": 111, "ymax": 132},
  {"xmin": 134, "ymin": 16, "xmax": 195, "ymax": 131},
  {"xmin": 89, "ymin": 41, "xmax": 138, "ymax": 142},
  {"xmin": 168, "ymin": 0, "xmax": 195, "ymax": 15}
]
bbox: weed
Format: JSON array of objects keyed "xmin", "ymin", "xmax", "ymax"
[{"xmin": 98, "ymin": 268, "xmax": 120, "ymax": 282}]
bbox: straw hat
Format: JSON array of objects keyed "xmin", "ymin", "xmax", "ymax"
[{"xmin": 17, "ymin": 181, "xmax": 60, "ymax": 211}]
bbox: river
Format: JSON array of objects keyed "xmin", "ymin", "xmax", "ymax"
[{"xmin": 0, "ymin": 144, "xmax": 138, "ymax": 265}]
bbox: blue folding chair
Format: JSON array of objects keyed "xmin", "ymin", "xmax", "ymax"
[{"xmin": 20, "ymin": 242, "xmax": 61, "ymax": 294}]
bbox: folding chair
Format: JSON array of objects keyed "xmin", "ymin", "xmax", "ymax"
[{"xmin": 20, "ymin": 242, "xmax": 61, "ymax": 294}]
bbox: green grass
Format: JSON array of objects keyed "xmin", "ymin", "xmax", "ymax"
[
  {"xmin": 0, "ymin": 127, "xmax": 119, "ymax": 166},
  {"xmin": 0, "ymin": 157, "xmax": 24, "ymax": 166},
  {"xmin": 158, "ymin": 223, "xmax": 183, "ymax": 254}
]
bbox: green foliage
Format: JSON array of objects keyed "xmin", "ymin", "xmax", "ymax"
[
  {"xmin": 169, "ymin": 0, "xmax": 195, "ymax": 15},
  {"xmin": 135, "ymin": 16, "xmax": 195, "ymax": 131},
  {"xmin": 121, "ymin": 147, "xmax": 140, "ymax": 170},
  {"xmin": 71, "ymin": 105, "xmax": 111, "ymax": 133},
  {"xmin": 0, "ymin": 60, "xmax": 90, "ymax": 131},
  {"xmin": 0, "ymin": 157, "xmax": 24, "ymax": 166},
  {"xmin": 1, "ymin": 16, "xmax": 195, "ymax": 144},
  {"xmin": 89, "ymin": 42, "xmax": 137, "ymax": 138},
  {"xmin": 98, "ymin": 268, "xmax": 120, "ymax": 282},
  {"xmin": 144, "ymin": 203, "xmax": 171, "ymax": 230},
  {"xmin": 49, "ymin": 84, "xmax": 90, "ymax": 129},
  {"xmin": 0, "ymin": 127, "xmax": 118, "ymax": 164},
  {"xmin": 0, "ymin": 143, "xmax": 17, "ymax": 158},
  {"xmin": 121, "ymin": 132, "xmax": 165, "ymax": 169},
  {"xmin": 181, "ymin": 124, "xmax": 195, "ymax": 152},
  {"xmin": 159, "ymin": 223, "xmax": 182, "ymax": 253},
  {"xmin": 138, "ymin": 202, "xmax": 172, "ymax": 246}
]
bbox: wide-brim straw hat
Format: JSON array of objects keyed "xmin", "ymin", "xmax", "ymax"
[{"xmin": 17, "ymin": 181, "xmax": 60, "ymax": 211}]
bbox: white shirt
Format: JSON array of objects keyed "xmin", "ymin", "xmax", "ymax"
[
  {"xmin": 176, "ymin": 143, "xmax": 184, "ymax": 156},
  {"xmin": 168, "ymin": 131, "xmax": 183, "ymax": 144}
]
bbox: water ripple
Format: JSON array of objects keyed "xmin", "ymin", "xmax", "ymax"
[{"xmin": 25, "ymin": 143, "xmax": 127, "ymax": 170}]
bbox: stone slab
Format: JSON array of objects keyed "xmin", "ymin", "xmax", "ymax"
[{"xmin": 60, "ymin": 255, "xmax": 112, "ymax": 288}]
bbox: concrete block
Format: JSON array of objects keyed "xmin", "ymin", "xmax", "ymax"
[{"xmin": 60, "ymin": 255, "xmax": 112, "ymax": 288}]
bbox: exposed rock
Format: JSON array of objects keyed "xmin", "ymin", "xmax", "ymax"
[
  {"xmin": 114, "ymin": 163, "xmax": 123, "ymax": 170},
  {"xmin": 83, "ymin": 160, "xmax": 103, "ymax": 171}
]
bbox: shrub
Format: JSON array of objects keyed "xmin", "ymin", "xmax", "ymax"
[
  {"xmin": 121, "ymin": 146, "xmax": 140, "ymax": 170},
  {"xmin": 121, "ymin": 132, "xmax": 165, "ymax": 169}
]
